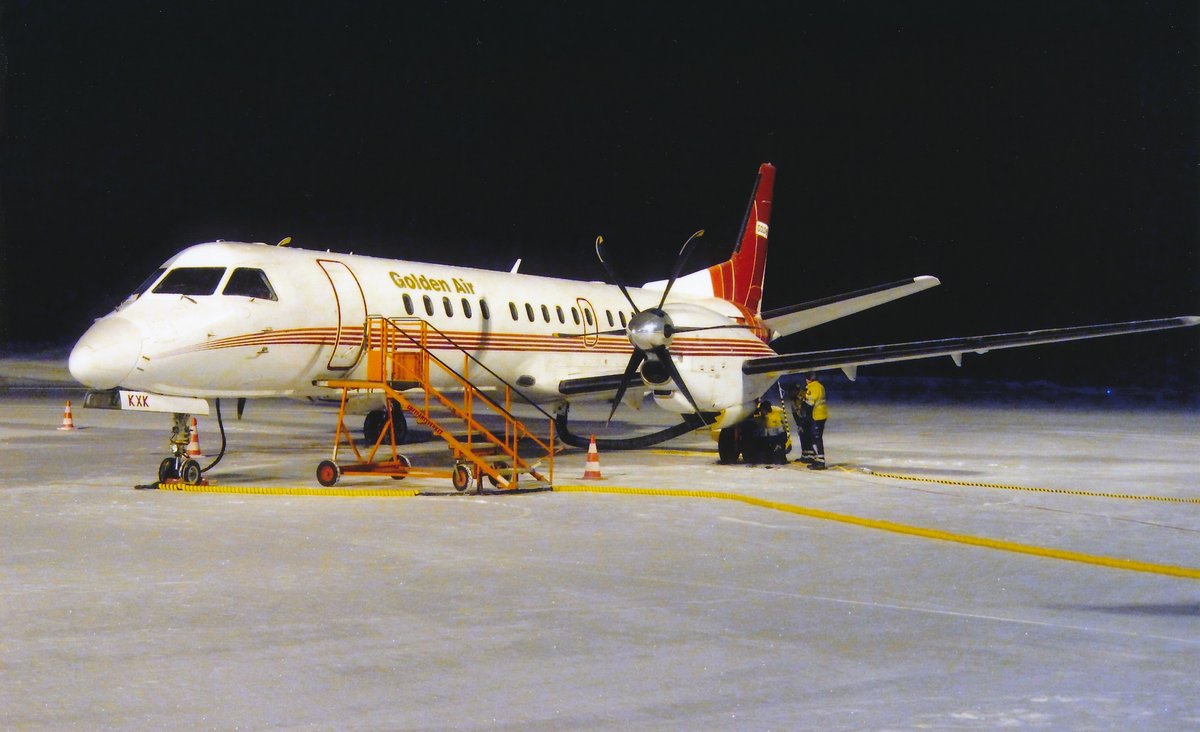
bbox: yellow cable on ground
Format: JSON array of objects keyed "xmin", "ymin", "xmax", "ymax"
[
  {"xmin": 857, "ymin": 467, "xmax": 1200, "ymax": 504},
  {"xmin": 155, "ymin": 483, "xmax": 421, "ymax": 498},
  {"xmin": 553, "ymin": 484, "xmax": 1200, "ymax": 581}
]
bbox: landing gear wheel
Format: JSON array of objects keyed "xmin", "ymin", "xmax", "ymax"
[
  {"xmin": 718, "ymin": 426, "xmax": 741, "ymax": 464},
  {"xmin": 363, "ymin": 410, "xmax": 386, "ymax": 444},
  {"xmin": 488, "ymin": 461, "xmax": 509, "ymax": 489},
  {"xmin": 390, "ymin": 454, "xmax": 412, "ymax": 480},
  {"xmin": 451, "ymin": 463, "xmax": 471, "ymax": 492},
  {"xmin": 316, "ymin": 460, "xmax": 340, "ymax": 487},
  {"xmin": 180, "ymin": 459, "xmax": 202, "ymax": 485},
  {"xmin": 364, "ymin": 403, "xmax": 409, "ymax": 444},
  {"xmin": 158, "ymin": 457, "xmax": 178, "ymax": 482}
]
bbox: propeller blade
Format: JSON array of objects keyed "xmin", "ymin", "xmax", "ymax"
[
  {"xmin": 651, "ymin": 345, "xmax": 706, "ymax": 423},
  {"xmin": 595, "ymin": 235, "xmax": 641, "ymax": 314},
  {"xmin": 607, "ymin": 350, "xmax": 646, "ymax": 425},
  {"xmin": 236, "ymin": 397, "xmax": 247, "ymax": 420},
  {"xmin": 656, "ymin": 229, "xmax": 705, "ymax": 310}
]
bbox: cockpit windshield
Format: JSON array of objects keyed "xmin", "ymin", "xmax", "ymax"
[
  {"xmin": 222, "ymin": 268, "xmax": 277, "ymax": 300},
  {"xmin": 153, "ymin": 267, "xmax": 227, "ymax": 296}
]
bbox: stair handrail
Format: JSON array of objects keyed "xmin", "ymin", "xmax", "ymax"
[
  {"xmin": 374, "ymin": 315, "xmax": 557, "ymax": 424},
  {"xmin": 370, "ymin": 316, "xmax": 558, "ymax": 465}
]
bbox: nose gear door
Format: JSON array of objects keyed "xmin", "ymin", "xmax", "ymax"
[{"xmin": 317, "ymin": 259, "xmax": 367, "ymax": 371}]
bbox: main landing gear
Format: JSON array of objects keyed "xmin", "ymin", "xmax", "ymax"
[
  {"xmin": 363, "ymin": 401, "xmax": 408, "ymax": 444},
  {"xmin": 157, "ymin": 412, "xmax": 205, "ymax": 485},
  {"xmin": 718, "ymin": 423, "xmax": 788, "ymax": 465}
]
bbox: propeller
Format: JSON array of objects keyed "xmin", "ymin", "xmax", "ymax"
[{"xmin": 596, "ymin": 230, "xmax": 713, "ymax": 424}]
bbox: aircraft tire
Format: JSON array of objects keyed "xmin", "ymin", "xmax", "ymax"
[
  {"xmin": 158, "ymin": 458, "xmax": 178, "ymax": 482},
  {"xmin": 718, "ymin": 426, "xmax": 741, "ymax": 464},
  {"xmin": 180, "ymin": 459, "xmax": 202, "ymax": 485},
  {"xmin": 364, "ymin": 404, "xmax": 408, "ymax": 445}
]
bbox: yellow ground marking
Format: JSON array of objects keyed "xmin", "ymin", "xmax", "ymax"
[
  {"xmin": 649, "ymin": 449, "xmax": 720, "ymax": 457},
  {"xmin": 154, "ymin": 483, "xmax": 420, "ymax": 498},
  {"xmin": 553, "ymin": 484, "xmax": 1200, "ymax": 580},
  {"xmin": 853, "ymin": 467, "xmax": 1200, "ymax": 504},
  {"xmin": 151, "ymin": 478, "xmax": 1199, "ymax": 580}
]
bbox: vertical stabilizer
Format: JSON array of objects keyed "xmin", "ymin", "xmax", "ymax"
[{"xmin": 707, "ymin": 162, "xmax": 774, "ymax": 315}]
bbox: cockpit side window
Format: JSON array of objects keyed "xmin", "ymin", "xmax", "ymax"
[
  {"xmin": 135, "ymin": 268, "xmax": 167, "ymax": 297},
  {"xmin": 222, "ymin": 268, "xmax": 278, "ymax": 301},
  {"xmin": 153, "ymin": 267, "xmax": 227, "ymax": 296},
  {"xmin": 119, "ymin": 268, "xmax": 167, "ymax": 308}
]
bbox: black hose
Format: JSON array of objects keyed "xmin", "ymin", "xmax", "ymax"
[{"xmin": 200, "ymin": 398, "xmax": 228, "ymax": 473}]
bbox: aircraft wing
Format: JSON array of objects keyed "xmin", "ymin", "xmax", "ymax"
[
  {"xmin": 762, "ymin": 276, "xmax": 941, "ymax": 341},
  {"xmin": 743, "ymin": 316, "xmax": 1200, "ymax": 378}
]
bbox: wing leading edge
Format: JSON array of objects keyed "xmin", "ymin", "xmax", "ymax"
[{"xmin": 743, "ymin": 316, "xmax": 1200, "ymax": 378}]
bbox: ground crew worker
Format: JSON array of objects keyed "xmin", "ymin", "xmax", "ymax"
[
  {"xmin": 787, "ymin": 383, "xmax": 815, "ymax": 464},
  {"xmin": 750, "ymin": 397, "xmax": 789, "ymax": 465},
  {"xmin": 803, "ymin": 372, "xmax": 828, "ymax": 470}
]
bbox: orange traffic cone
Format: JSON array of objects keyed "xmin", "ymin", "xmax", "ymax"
[
  {"xmin": 57, "ymin": 400, "xmax": 77, "ymax": 431},
  {"xmin": 186, "ymin": 416, "xmax": 204, "ymax": 457},
  {"xmin": 582, "ymin": 435, "xmax": 604, "ymax": 480}
]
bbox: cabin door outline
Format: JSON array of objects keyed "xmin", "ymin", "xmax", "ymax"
[{"xmin": 317, "ymin": 259, "xmax": 368, "ymax": 371}]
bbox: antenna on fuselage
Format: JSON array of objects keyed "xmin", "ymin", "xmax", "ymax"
[{"xmin": 276, "ymin": 237, "xmax": 293, "ymax": 247}]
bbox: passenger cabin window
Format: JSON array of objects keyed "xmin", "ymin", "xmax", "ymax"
[
  {"xmin": 525, "ymin": 303, "xmax": 535, "ymax": 322},
  {"xmin": 584, "ymin": 309, "xmax": 594, "ymax": 326},
  {"xmin": 222, "ymin": 268, "xmax": 277, "ymax": 300},
  {"xmin": 605, "ymin": 310, "xmax": 614, "ymax": 327},
  {"xmin": 540, "ymin": 304, "xmax": 550, "ymax": 322},
  {"xmin": 555, "ymin": 305, "xmax": 565, "ymax": 324},
  {"xmin": 571, "ymin": 307, "xmax": 580, "ymax": 325},
  {"xmin": 461, "ymin": 298, "xmax": 473, "ymax": 319},
  {"xmin": 403, "ymin": 293, "xmax": 414, "ymax": 315},
  {"xmin": 509, "ymin": 302, "xmax": 519, "ymax": 320},
  {"xmin": 480, "ymin": 299, "xmax": 491, "ymax": 320},
  {"xmin": 443, "ymin": 296, "xmax": 454, "ymax": 317},
  {"xmin": 619, "ymin": 311, "xmax": 627, "ymax": 328},
  {"xmin": 153, "ymin": 267, "xmax": 226, "ymax": 296},
  {"xmin": 423, "ymin": 295, "xmax": 434, "ymax": 317}
]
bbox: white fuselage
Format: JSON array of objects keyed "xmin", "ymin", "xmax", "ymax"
[{"xmin": 69, "ymin": 242, "xmax": 779, "ymax": 423}]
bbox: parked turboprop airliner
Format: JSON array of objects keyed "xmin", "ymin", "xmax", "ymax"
[{"xmin": 69, "ymin": 163, "xmax": 1197, "ymax": 479}]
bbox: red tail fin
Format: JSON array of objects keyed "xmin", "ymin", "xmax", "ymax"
[{"xmin": 707, "ymin": 162, "xmax": 774, "ymax": 315}]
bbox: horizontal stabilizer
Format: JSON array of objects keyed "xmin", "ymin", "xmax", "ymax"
[
  {"xmin": 743, "ymin": 316, "xmax": 1200, "ymax": 376},
  {"xmin": 762, "ymin": 276, "xmax": 940, "ymax": 341}
]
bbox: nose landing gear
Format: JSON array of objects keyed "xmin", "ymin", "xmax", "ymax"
[{"xmin": 154, "ymin": 411, "xmax": 215, "ymax": 486}]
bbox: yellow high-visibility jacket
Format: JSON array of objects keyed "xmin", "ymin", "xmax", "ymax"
[
  {"xmin": 804, "ymin": 380, "xmax": 828, "ymax": 421},
  {"xmin": 763, "ymin": 406, "xmax": 786, "ymax": 435}
]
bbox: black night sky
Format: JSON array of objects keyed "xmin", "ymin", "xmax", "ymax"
[{"xmin": 1, "ymin": 1, "xmax": 1197, "ymax": 388}]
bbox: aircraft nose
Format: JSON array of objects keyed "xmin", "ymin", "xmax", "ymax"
[{"xmin": 68, "ymin": 316, "xmax": 143, "ymax": 389}]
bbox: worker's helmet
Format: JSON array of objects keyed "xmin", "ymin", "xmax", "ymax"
[
  {"xmin": 805, "ymin": 371, "xmax": 817, "ymax": 381},
  {"xmin": 761, "ymin": 398, "xmax": 773, "ymax": 407}
]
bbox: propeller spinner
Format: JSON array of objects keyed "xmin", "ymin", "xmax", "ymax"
[{"xmin": 594, "ymin": 231, "xmax": 709, "ymax": 424}]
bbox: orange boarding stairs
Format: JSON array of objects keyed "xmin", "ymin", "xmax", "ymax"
[{"xmin": 315, "ymin": 316, "xmax": 557, "ymax": 492}]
